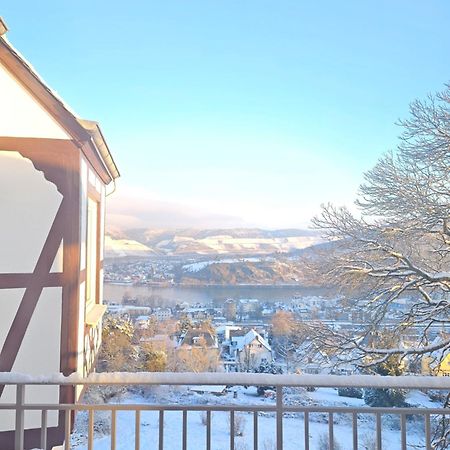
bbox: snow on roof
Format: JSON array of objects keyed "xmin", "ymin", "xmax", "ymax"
[
  {"xmin": 136, "ymin": 315, "xmax": 149, "ymax": 321},
  {"xmin": 216, "ymin": 325, "xmax": 241, "ymax": 334},
  {"xmin": 232, "ymin": 329, "xmax": 271, "ymax": 352},
  {"xmin": 0, "ymin": 34, "xmax": 81, "ymax": 118}
]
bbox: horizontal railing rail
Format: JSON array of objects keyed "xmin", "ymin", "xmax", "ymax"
[
  {"xmin": 1, "ymin": 371, "xmax": 450, "ymax": 389},
  {"xmin": 1, "ymin": 373, "xmax": 449, "ymax": 450},
  {"xmin": 1, "ymin": 402, "xmax": 449, "ymax": 415}
]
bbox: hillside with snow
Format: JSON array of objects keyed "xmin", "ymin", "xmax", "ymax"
[
  {"xmin": 104, "ymin": 236, "xmax": 155, "ymax": 257},
  {"xmin": 105, "ymin": 228, "xmax": 322, "ymax": 258}
]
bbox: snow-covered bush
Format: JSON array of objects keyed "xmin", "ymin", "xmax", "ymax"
[
  {"xmin": 254, "ymin": 361, "xmax": 283, "ymax": 375},
  {"xmin": 337, "ymin": 387, "xmax": 363, "ymax": 399},
  {"xmin": 234, "ymin": 442, "xmax": 249, "ymax": 450},
  {"xmin": 254, "ymin": 361, "xmax": 283, "ymax": 395},
  {"xmin": 359, "ymin": 433, "xmax": 388, "ymax": 450},
  {"xmin": 200, "ymin": 411, "xmax": 208, "ymax": 426},
  {"xmin": 317, "ymin": 432, "xmax": 342, "ymax": 450},
  {"xmin": 72, "ymin": 409, "xmax": 111, "ymax": 441},
  {"xmin": 427, "ymin": 390, "xmax": 449, "ymax": 404},
  {"xmin": 141, "ymin": 346, "xmax": 167, "ymax": 372},
  {"xmin": 262, "ymin": 438, "xmax": 276, "ymax": 450},
  {"xmin": 228, "ymin": 413, "xmax": 246, "ymax": 436},
  {"xmin": 83, "ymin": 385, "xmax": 127, "ymax": 403},
  {"xmin": 363, "ymin": 388, "xmax": 407, "ymax": 407},
  {"xmin": 360, "ymin": 433, "xmax": 377, "ymax": 450}
]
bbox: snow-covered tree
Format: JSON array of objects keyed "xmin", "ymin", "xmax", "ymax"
[
  {"xmin": 254, "ymin": 361, "xmax": 282, "ymax": 396},
  {"xmin": 98, "ymin": 317, "xmax": 137, "ymax": 372},
  {"xmin": 304, "ymin": 85, "xmax": 450, "ymax": 371},
  {"xmin": 363, "ymin": 386, "xmax": 406, "ymax": 408},
  {"xmin": 271, "ymin": 311, "xmax": 298, "ymax": 371}
]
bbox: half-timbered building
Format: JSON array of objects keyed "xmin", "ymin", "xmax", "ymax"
[{"xmin": 0, "ymin": 18, "xmax": 119, "ymax": 449}]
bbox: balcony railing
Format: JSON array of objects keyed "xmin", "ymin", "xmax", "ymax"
[{"xmin": 1, "ymin": 372, "xmax": 450, "ymax": 450}]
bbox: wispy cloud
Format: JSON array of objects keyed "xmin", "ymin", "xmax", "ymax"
[{"xmin": 106, "ymin": 184, "xmax": 247, "ymax": 230}]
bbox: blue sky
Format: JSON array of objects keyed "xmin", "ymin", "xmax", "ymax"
[{"xmin": 3, "ymin": 1, "xmax": 450, "ymax": 229}]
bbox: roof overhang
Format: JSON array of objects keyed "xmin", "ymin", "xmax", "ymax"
[{"xmin": 78, "ymin": 119, "xmax": 120, "ymax": 181}]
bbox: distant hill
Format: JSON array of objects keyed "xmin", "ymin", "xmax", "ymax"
[
  {"xmin": 104, "ymin": 235, "xmax": 155, "ymax": 258},
  {"xmin": 105, "ymin": 227, "xmax": 322, "ymax": 257},
  {"xmin": 179, "ymin": 258, "xmax": 308, "ymax": 285}
]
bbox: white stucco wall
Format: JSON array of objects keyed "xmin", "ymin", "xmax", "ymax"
[
  {"xmin": 0, "ymin": 62, "xmax": 70, "ymax": 139},
  {"xmin": 50, "ymin": 240, "xmax": 64, "ymax": 273},
  {"xmin": 0, "ymin": 288, "xmax": 62, "ymax": 431},
  {"xmin": 0, "ymin": 151, "xmax": 63, "ymax": 273},
  {"xmin": 238, "ymin": 339, "xmax": 273, "ymax": 369},
  {"xmin": 0, "ymin": 152, "xmax": 64, "ymax": 430}
]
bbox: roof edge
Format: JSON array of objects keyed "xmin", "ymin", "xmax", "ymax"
[
  {"xmin": 0, "ymin": 20, "xmax": 120, "ymax": 182},
  {"xmin": 78, "ymin": 120, "xmax": 120, "ymax": 180}
]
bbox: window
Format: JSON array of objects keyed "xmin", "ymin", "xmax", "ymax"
[{"xmin": 86, "ymin": 197, "xmax": 98, "ymax": 311}]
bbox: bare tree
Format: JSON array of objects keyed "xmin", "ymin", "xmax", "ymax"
[
  {"xmin": 271, "ymin": 311, "xmax": 298, "ymax": 371},
  {"xmin": 173, "ymin": 336, "xmax": 221, "ymax": 373},
  {"xmin": 302, "ymin": 86, "xmax": 450, "ymax": 448},
  {"xmin": 303, "ymin": 85, "xmax": 450, "ymax": 370}
]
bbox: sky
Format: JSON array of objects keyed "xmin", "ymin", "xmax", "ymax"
[{"xmin": 2, "ymin": 1, "xmax": 450, "ymax": 229}]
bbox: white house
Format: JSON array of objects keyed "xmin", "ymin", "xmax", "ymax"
[
  {"xmin": 230, "ymin": 329, "xmax": 273, "ymax": 371},
  {"xmin": 0, "ymin": 18, "xmax": 119, "ymax": 449}
]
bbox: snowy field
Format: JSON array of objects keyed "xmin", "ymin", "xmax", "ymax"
[{"xmin": 71, "ymin": 386, "xmax": 439, "ymax": 450}]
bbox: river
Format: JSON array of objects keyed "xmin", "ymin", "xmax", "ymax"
[{"xmin": 104, "ymin": 283, "xmax": 334, "ymax": 307}]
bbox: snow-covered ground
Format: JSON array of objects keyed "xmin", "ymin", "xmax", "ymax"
[{"xmin": 71, "ymin": 386, "xmax": 440, "ymax": 450}]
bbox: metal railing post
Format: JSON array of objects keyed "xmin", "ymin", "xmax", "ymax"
[
  {"xmin": 304, "ymin": 411, "xmax": 310, "ymax": 450},
  {"xmin": 206, "ymin": 410, "xmax": 211, "ymax": 450},
  {"xmin": 425, "ymin": 413, "xmax": 431, "ymax": 450},
  {"xmin": 182, "ymin": 410, "xmax": 187, "ymax": 450},
  {"xmin": 135, "ymin": 410, "xmax": 141, "ymax": 450},
  {"xmin": 15, "ymin": 384, "xmax": 25, "ymax": 450},
  {"xmin": 328, "ymin": 412, "xmax": 334, "ymax": 450},
  {"xmin": 276, "ymin": 386, "xmax": 283, "ymax": 450},
  {"xmin": 88, "ymin": 410, "xmax": 94, "ymax": 450},
  {"xmin": 253, "ymin": 411, "xmax": 258, "ymax": 450},
  {"xmin": 352, "ymin": 412, "xmax": 358, "ymax": 450},
  {"xmin": 41, "ymin": 409, "xmax": 48, "ymax": 450},
  {"xmin": 230, "ymin": 410, "xmax": 235, "ymax": 450},
  {"xmin": 376, "ymin": 412, "xmax": 382, "ymax": 450},
  {"xmin": 400, "ymin": 413, "xmax": 407, "ymax": 450},
  {"xmin": 111, "ymin": 410, "xmax": 117, "ymax": 450},
  {"xmin": 65, "ymin": 409, "xmax": 71, "ymax": 450},
  {"xmin": 159, "ymin": 410, "xmax": 164, "ymax": 450}
]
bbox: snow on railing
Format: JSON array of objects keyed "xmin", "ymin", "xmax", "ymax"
[
  {"xmin": 1, "ymin": 372, "xmax": 449, "ymax": 450},
  {"xmin": 1, "ymin": 371, "xmax": 450, "ymax": 389}
]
